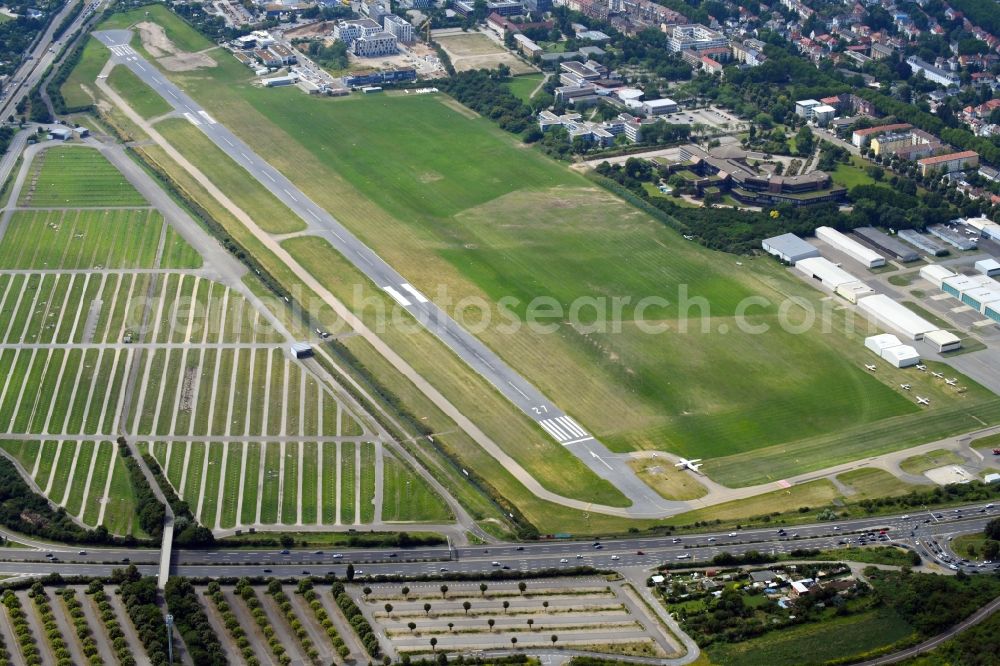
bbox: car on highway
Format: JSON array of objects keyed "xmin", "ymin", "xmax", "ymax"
[
  {"xmin": 559, "ymin": 558, "xmax": 568, "ymax": 563},
  {"xmin": 676, "ymin": 554, "xmax": 690, "ymax": 559},
  {"xmin": 280, "ymin": 549, "xmax": 290, "ymax": 555},
  {"xmin": 611, "ymin": 555, "xmax": 620, "ymax": 560},
  {"xmin": 439, "ymin": 567, "xmax": 448, "ymax": 572},
  {"xmin": 388, "ymin": 553, "xmax": 397, "ymax": 558},
  {"xmin": 516, "ymin": 546, "xmax": 524, "ymax": 551},
  {"xmin": 332, "ymin": 553, "xmax": 343, "ymax": 558},
  {"xmin": 302, "ymin": 570, "xmax": 310, "ymax": 575},
  {"xmin": 313, "ymin": 550, "xmax": 323, "ymax": 555},
  {"xmin": 78, "ymin": 551, "xmax": 86, "ymax": 555},
  {"xmin": 576, "ymin": 554, "xmax": 583, "ymax": 558},
  {"xmin": 636, "ymin": 550, "xmax": 645, "ymax": 555},
  {"xmin": 728, "ymin": 532, "xmax": 737, "ymax": 537},
  {"xmin": 491, "ymin": 561, "xmax": 501, "ymax": 567}
]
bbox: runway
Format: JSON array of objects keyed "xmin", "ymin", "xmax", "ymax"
[{"xmin": 92, "ymin": 29, "xmax": 668, "ymax": 514}]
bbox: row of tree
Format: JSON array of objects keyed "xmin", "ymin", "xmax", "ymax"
[{"xmin": 164, "ymin": 578, "xmax": 228, "ymax": 666}]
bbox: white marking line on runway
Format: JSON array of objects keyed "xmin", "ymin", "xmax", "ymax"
[
  {"xmin": 223, "ymin": 137, "xmax": 234, "ymax": 147},
  {"xmin": 183, "ymin": 113, "xmax": 201, "ymax": 126},
  {"xmin": 283, "ymin": 189, "xmax": 299, "ymax": 203},
  {"xmin": 538, "ymin": 420, "xmax": 567, "ymax": 441},
  {"xmin": 136, "ymin": 63, "xmax": 145, "ymax": 71},
  {"xmin": 400, "ymin": 283, "xmax": 428, "ymax": 303},
  {"xmin": 168, "ymin": 90, "xmax": 179, "ymax": 99},
  {"xmin": 330, "ymin": 230, "xmax": 345, "ymax": 242},
  {"xmin": 307, "ymin": 209, "xmax": 320, "ymax": 220},
  {"xmin": 264, "ymin": 172, "xmax": 276, "ymax": 183},
  {"xmin": 383, "ymin": 286, "xmax": 411, "ymax": 307},
  {"xmin": 562, "ymin": 436, "xmax": 595, "ymax": 446},
  {"xmin": 198, "ymin": 110, "xmax": 216, "ymax": 124},
  {"xmin": 554, "ymin": 415, "xmax": 588, "ymax": 438},
  {"xmin": 507, "ymin": 381, "xmax": 529, "ymax": 400},
  {"xmin": 473, "ymin": 352, "xmax": 495, "ymax": 370},
  {"xmin": 240, "ymin": 151, "xmax": 251, "ymax": 161}
]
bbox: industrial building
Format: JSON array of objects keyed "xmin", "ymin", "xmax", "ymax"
[
  {"xmin": 924, "ymin": 329, "xmax": 962, "ymax": 353},
  {"xmin": 761, "ymin": 233, "xmax": 821, "ymax": 263},
  {"xmin": 864, "ymin": 333, "xmax": 920, "ymax": 368},
  {"xmin": 853, "ymin": 227, "xmax": 919, "ymax": 263},
  {"xmin": 816, "ymin": 226, "xmax": 886, "ymax": 268},
  {"xmin": 940, "ymin": 274, "xmax": 1000, "ymax": 321},
  {"xmin": 642, "ymin": 98, "xmax": 678, "ymax": 116},
  {"xmin": 857, "ymin": 294, "xmax": 938, "ymax": 340},
  {"xmin": 963, "ymin": 217, "xmax": 1000, "ymax": 242},
  {"xmin": 898, "ymin": 229, "xmax": 949, "ymax": 256},
  {"xmin": 975, "ymin": 258, "xmax": 1000, "ymax": 277},
  {"xmin": 919, "ymin": 264, "xmax": 957, "ymax": 288},
  {"xmin": 928, "ymin": 224, "xmax": 977, "ymax": 251},
  {"xmin": 795, "ymin": 257, "xmax": 874, "ymax": 303}
]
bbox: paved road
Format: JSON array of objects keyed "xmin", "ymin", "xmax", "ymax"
[
  {"xmin": 91, "ymin": 29, "xmax": 668, "ymax": 516},
  {"xmin": 2, "ymin": 503, "xmax": 995, "ymax": 576}
]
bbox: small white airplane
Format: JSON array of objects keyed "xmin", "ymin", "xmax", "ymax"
[
  {"xmin": 675, "ymin": 458, "xmax": 703, "ymax": 473},
  {"xmin": 865, "ymin": 364, "xmax": 877, "ymax": 371},
  {"xmin": 900, "ymin": 384, "xmax": 911, "ymax": 390},
  {"xmin": 916, "ymin": 396, "xmax": 931, "ymax": 406},
  {"xmin": 931, "ymin": 371, "xmax": 944, "ymax": 378},
  {"xmin": 916, "ymin": 364, "xmax": 927, "ymax": 371},
  {"xmin": 946, "ymin": 378, "xmax": 958, "ymax": 386}
]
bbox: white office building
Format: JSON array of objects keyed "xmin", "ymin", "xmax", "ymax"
[
  {"xmin": 667, "ymin": 24, "xmax": 728, "ymax": 53},
  {"xmin": 353, "ymin": 32, "xmax": 398, "ymax": 57},
  {"xmin": 383, "ymin": 14, "xmax": 414, "ymax": 43}
]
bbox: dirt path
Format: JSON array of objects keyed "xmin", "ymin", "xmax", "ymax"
[
  {"xmin": 318, "ymin": 586, "xmax": 368, "ymax": 662},
  {"xmin": 77, "ymin": 587, "xmax": 119, "ymax": 666},
  {"xmin": 105, "ymin": 585, "xmax": 149, "ymax": 662},
  {"xmin": 285, "ymin": 586, "xmax": 336, "ymax": 664},
  {"xmin": 224, "ymin": 588, "xmax": 276, "ymax": 665}
]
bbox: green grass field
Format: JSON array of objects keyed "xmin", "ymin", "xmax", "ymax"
[
  {"xmin": 0, "ymin": 209, "xmax": 162, "ymax": 268},
  {"xmin": 899, "ymin": 449, "xmax": 964, "ymax": 475},
  {"xmin": 382, "ymin": 453, "xmax": 452, "ymax": 522},
  {"xmin": 99, "ymin": 4, "xmax": 214, "ymax": 53},
  {"xmin": 836, "ymin": 468, "xmax": 917, "ymax": 499},
  {"xmin": 108, "ymin": 64, "xmax": 172, "ymax": 119},
  {"xmin": 831, "ymin": 157, "xmax": 877, "ymax": 189},
  {"xmin": 705, "ymin": 608, "xmax": 914, "ymax": 665},
  {"xmin": 505, "ymin": 73, "xmax": 544, "ymax": 102},
  {"xmin": 60, "ymin": 36, "xmax": 110, "ymax": 110},
  {"xmin": 19, "ymin": 146, "xmax": 147, "ymax": 207}
]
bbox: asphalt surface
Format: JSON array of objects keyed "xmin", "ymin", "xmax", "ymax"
[
  {"xmin": 2, "ymin": 503, "xmax": 996, "ymax": 578},
  {"xmin": 90, "ymin": 29, "xmax": 669, "ymax": 515},
  {"xmin": 0, "ymin": 0, "xmax": 100, "ymax": 121}
]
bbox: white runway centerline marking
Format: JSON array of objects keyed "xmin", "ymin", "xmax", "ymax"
[
  {"xmin": 400, "ymin": 283, "xmax": 428, "ymax": 303},
  {"xmin": 283, "ymin": 189, "xmax": 299, "ymax": 203},
  {"xmin": 383, "ymin": 286, "xmax": 411, "ymax": 307},
  {"xmin": 223, "ymin": 137, "xmax": 235, "ymax": 147},
  {"xmin": 136, "ymin": 63, "xmax": 145, "ymax": 71},
  {"xmin": 507, "ymin": 381, "xmax": 529, "ymax": 399},
  {"xmin": 264, "ymin": 172, "xmax": 276, "ymax": 183},
  {"xmin": 307, "ymin": 210, "xmax": 320, "ymax": 220}
]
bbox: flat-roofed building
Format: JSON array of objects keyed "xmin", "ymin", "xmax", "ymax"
[
  {"xmin": 918, "ymin": 150, "xmax": 979, "ymax": 177},
  {"xmin": 761, "ymin": 232, "xmax": 821, "ymax": 263}
]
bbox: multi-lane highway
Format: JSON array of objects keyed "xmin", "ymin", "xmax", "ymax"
[
  {"xmin": 91, "ymin": 29, "xmax": 671, "ymax": 515},
  {"xmin": 0, "ymin": 0, "xmax": 100, "ymax": 121},
  {"xmin": 1, "ymin": 503, "xmax": 996, "ymax": 580}
]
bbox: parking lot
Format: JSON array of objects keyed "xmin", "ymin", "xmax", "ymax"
[
  {"xmin": 351, "ymin": 577, "xmax": 683, "ymax": 658},
  {"xmin": 660, "ymin": 105, "xmax": 748, "ymax": 132}
]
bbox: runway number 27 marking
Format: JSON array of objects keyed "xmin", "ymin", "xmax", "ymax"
[{"xmin": 532, "ymin": 405, "xmax": 548, "ymax": 415}]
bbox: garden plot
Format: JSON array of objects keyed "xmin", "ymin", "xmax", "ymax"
[
  {"xmin": 359, "ymin": 578, "xmax": 677, "ymax": 657},
  {"xmin": 149, "ymin": 440, "xmax": 380, "ymax": 529}
]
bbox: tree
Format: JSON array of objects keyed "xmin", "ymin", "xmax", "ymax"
[
  {"xmin": 517, "ymin": 582, "xmax": 527, "ymax": 595},
  {"xmin": 479, "ymin": 583, "xmax": 488, "ymax": 597},
  {"xmin": 280, "ymin": 535, "xmax": 294, "ymax": 548},
  {"xmin": 463, "ymin": 601, "xmax": 471, "ymax": 615},
  {"xmin": 511, "ymin": 637, "xmax": 518, "ymax": 648},
  {"xmin": 363, "ymin": 587, "xmax": 372, "ymax": 600},
  {"xmin": 448, "ymin": 622, "xmax": 454, "ymax": 632},
  {"xmin": 346, "ymin": 564, "xmax": 355, "ymax": 581},
  {"xmin": 502, "ymin": 601, "xmax": 510, "ymax": 613},
  {"xmin": 384, "ymin": 603, "xmax": 394, "ymax": 615},
  {"xmin": 407, "ymin": 622, "xmax": 416, "ymax": 634},
  {"xmin": 488, "ymin": 618, "xmax": 495, "ymax": 632},
  {"xmin": 440, "ymin": 584, "xmax": 449, "ymax": 599},
  {"xmin": 402, "ymin": 586, "xmax": 410, "ymax": 598},
  {"xmin": 430, "ymin": 637, "xmax": 438, "ymax": 652},
  {"xmin": 551, "ymin": 634, "xmax": 558, "ymax": 646},
  {"xmin": 527, "ymin": 618, "xmax": 534, "ymax": 630},
  {"xmin": 542, "ymin": 601, "xmax": 549, "ymax": 612},
  {"xmin": 424, "ymin": 603, "xmax": 432, "ymax": 616},
  {"xmin": 985, "ymin": 518, "xmax": 1000, "ymax": 541}
]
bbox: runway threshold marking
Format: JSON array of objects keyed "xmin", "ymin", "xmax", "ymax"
[
  {"xmin": 383, "ymin": 286, "xmax": 411, "ymax": 307},
  {"xmin": 538, "ymin": 416, "xmax": 588, "ymax": 443},
  {"xmin": 400, "ymin": 283, "xmax": 428, "ymax": 303}
]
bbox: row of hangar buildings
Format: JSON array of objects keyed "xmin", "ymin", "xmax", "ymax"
[{"xmin": 761, "ymin": 229, "xmax": 1000, "ymax": 368}]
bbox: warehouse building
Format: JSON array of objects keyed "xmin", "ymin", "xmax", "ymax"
[
  {"xmin": 960, "ymin": 285, "xmax": 1000, "ymax": 312},
  {"xmin": 942, "ymin": 273, "xmax": 991, "ymax": 298},
  {"xmin": 964, "ymin": 217, "xmax": 1000, "ymax": 242},
  {"xmin": 857, "ymin": 294, "xmax": 938, "ymax": 340},
  {"xmin": 928, "ymin": 224, "xmax": 977, "ymax": 251},
  {"xmin": 975, "ymin": 258, "xmax": 1000, "ymax": 277},
  {"xmin": 761, "ymin": 233, "xmax": 820, "ymax": 263},
  {"xmin": 919, "ymin": 264, "xmax": 956, "ymax": 288},
  {"xmin": 853, "ymin": 227, "xmax": 919, "ymax": 262},
  {"xmin": 924, "ymin": 329, "xmax": 962, "ymax": 353},
  {"xmin": 795, "ymin": 257, "xmax": 874, "ymax": 303},
  {"xmin": 816, "ymin": 226, "xmax": 886, "ymax": 268},
  {"xmin": 898, "ymin": 229, "xmax": 949, "ymax": 257}
]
